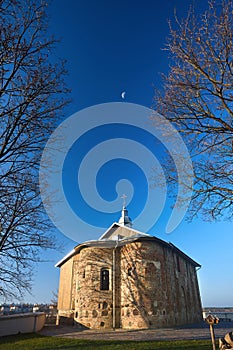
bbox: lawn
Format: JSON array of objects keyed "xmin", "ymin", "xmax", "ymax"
[{"xmin": 0, "ymin": 333, "xmax": 215, "ymax": 350}]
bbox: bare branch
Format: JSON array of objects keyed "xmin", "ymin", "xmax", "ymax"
[
  {"xmin": 154, "ymin": 0, "xmax": 233, "ymax": 220},
  {"xmin": 0, "ymin": 0, "xmax": 70, "ymax": 301}
]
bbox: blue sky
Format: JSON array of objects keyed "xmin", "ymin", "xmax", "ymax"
[{"xmin": 19, "ymin": 0, "xmax": 233, "ymax": 307}]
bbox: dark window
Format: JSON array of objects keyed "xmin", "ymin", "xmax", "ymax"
[{"xmin": 100, "ymin": 269, "xmax": 109, "ymax": 290}]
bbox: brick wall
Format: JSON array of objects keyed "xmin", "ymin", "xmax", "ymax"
[
  {"xmin": 57, "ymin": 239, "xmax": 202, "ymax": 329},
  {"xmin": 74, "ymin": 247, "xmax": 113, "ymax": 328}
]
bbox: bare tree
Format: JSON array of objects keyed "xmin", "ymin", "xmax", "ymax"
[
  {"xmin": 154, "ymin": 0, "xmax": 233, "ymax": 220},
  {"xmin": 0, "ymin": 0, "xmax": 69, "ymax": 300},
  {"xmin": 51, "ymin": 289, "xmax": 58, "ymax": 306}
]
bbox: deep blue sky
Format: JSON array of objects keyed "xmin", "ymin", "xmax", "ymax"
[{"xmin": 18, "ymin": 0, "xmax": 233, "ymax": 308}]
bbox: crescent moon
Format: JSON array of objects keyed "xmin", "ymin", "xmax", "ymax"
[{"xmin": 121, "ymin": 91, "xmax": 126, "ymax": 99}]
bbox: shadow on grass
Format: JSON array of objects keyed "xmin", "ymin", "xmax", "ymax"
[{"xmin": 0, "ymin": 333, "xmax": 215, "ymax": 350}]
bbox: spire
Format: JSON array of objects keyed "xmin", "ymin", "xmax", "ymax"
[{"xmin": 118, "ymin": 194, "xmax": 132, "ymax": 227}]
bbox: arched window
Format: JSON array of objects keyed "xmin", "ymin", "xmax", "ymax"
[{"xmin": 100, "ymin": 269, "xmax": 109, "ymax": 290}]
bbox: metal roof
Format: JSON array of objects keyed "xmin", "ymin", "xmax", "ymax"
[{"xmin": 55, "ymin": 223, "xmax": 200, "ymax": 268}]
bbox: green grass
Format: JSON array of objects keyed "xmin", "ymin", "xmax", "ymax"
[{"xmin": 0, "ymin": 333, "xmax": 215, "ymax": 350}]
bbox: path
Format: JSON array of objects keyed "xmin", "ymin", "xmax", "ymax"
[{"xmin": 39, "ymin": 322, "xmax": 233, "ymax": 342}]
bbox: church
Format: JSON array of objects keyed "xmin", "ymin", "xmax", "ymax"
[{"xmin": 56, "ymin": 206, "xmax": 202, "ymax": 329}]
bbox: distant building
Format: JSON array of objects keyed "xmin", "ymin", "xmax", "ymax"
[
  {"xmin": 203, "ymin": 308, "xmax": 233, "ymax": 322},
  {"xmin": 56, "ymin": 207, "xmax": 202, "ymax": 329}
]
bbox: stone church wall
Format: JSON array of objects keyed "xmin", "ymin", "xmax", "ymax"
[
  {"xmin": 57, "ymin": 257, "xmax": 74, "ymax": 319},
  {"xmin": 120, "ymin": 241, "xmax": 202, "ymax": 328},
  {"xmin": 73, "ymin": 247, "xmax": 114, "ymax": 328},
  {"xmin": 57, "ymin": 238, "xmax": 202, "ymax": 329}
]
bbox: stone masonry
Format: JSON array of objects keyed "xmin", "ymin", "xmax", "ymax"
[{"xmin": 56, "ymin": 223, "xmax": 202, "ymax": 329}]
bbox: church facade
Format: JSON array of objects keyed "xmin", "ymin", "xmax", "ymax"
[{"xmin": 56, "ymin": 207, "xmax": 202, "ymax": 329}]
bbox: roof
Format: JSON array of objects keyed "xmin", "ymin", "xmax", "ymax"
[
  {"xmin": 55, "ymin": 223, "xmax": 200, "ymax": 268},
  {"xmin": 98, "ymin": 222, "xmax": 151, "ymax": 240}
]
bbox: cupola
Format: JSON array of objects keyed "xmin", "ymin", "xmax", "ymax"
[{"xmin": 118, "ymin": 206, "xmax": 132, "ymax": 227}]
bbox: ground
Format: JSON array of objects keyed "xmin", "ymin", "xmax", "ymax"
[{"xmin": 39, "ymin": 321, "xmax": 233, "ymax": 341}]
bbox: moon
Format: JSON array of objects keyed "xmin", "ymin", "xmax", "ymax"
[{"xmin": 121, "ymin": 91, "xmax": 126, "ymax": 99}]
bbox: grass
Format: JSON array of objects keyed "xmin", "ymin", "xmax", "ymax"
[{"xmin": 0, "ymin": 333, "xmax": 215, "ymax": 350}]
